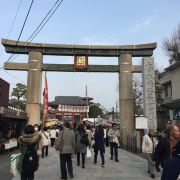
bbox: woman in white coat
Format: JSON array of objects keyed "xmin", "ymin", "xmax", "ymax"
[{"xmin": 41, "ymin": 127, "xmax": 50, "ymax": 158}]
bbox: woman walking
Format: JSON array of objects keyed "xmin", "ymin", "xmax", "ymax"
[
  {"xmin": 17, "ymin": 125, "xmax": 41, "ymax": 180},
  {"xmin": 86, "ymin": 125, "xmax": 93, "ymax": 148},
  {"xmin": 94, "ymin": 125, "xmax": 105, "ymax": 167},
  {"xmin": 75, "ymin": 124, "xmax": 89, "ymax": 168}
]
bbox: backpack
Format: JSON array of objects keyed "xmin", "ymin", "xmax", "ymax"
[
  {"xmin": 22, "ymin": 144, "xmax": 38, "ymax": 172},
  {"xmin": 80, "ymin": 133, "xmax": 89, "ymax": 146},
  {"xmin": 56, "ymin": 130, "xmax": 59, "ymax": 138}
]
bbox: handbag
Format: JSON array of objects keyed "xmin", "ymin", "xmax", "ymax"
[
  {"xmin": 91, "ymin": 140, "xmax": 95, "ymax": 148},
  {"xmin": 112, "ymin": 136, "xmax": 119, "ymax": 144},
  {"xmin": 87, "ymin": 147, "xmax": 92, "ymax": 158},
  {"xmin": 11, "ymin": 153, "xmax": 20, "ymax": 176}
]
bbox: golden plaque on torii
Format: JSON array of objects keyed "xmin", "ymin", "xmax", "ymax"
[{"xmin": 74, "ymin": 55, "xmax": 88, "ymax": 70}]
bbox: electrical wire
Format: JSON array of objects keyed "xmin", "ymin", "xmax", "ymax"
[
  {"xmin": 26, "ymin": 0, "xmax": 62, "ymax": 42},
  {"xmin": 0, "ymin": 0, "xmax": 35, "ymax": 70},
  {"xmin": 0, "ymin": 0, "xmax": 23, "ymax": 58},
  {"xmin": 27, "ymin": 0, "xmax": 64, "ymax": 43},
  {"xmin": 7, "ymin": 0, "xmax": 23, "ymax": 40},
  {"xmin": 16, "ymin": 0, "xmax": 34, "ymax": 45},
  {"xmin": 3, "ymin": 69, "xmax": 26, "ymax": 84},
  {"xmin": 1, "ymin": 0, "xmax": 64, "ymax": 70}
]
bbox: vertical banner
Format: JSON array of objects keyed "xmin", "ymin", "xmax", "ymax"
[
  {"xmin": 85, "ymin": 85, "xmax": 89, "ymax": 120},
  {"xmin": 44, "ymin": 71, "xmax": 48, "ymax": 122}
]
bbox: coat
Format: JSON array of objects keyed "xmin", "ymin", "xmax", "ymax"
[
  {"xmin": 17, "ymin": 132, "xmax": 41, "ymax": 173},
  {"xmin": 75, "ymin": 132, "xmax": 87, "ymax": 153},
  {"xmin": 94, "ymin": 131, "xmax": 105, "ymax": 153},
  {"xmin": 108, "ymin": 128, "xmax": 120, "ymax": 143},
  {"xmin": 86, "ymin": 129, "xmax": 93, "ymax": 145},
  {"xmin": 142, "ymin": 134, "xmax": 154, "ymax": 153},
  {"xmin": 161, "ymin": 154, "xmax": 180, "ymax": 180},
  {"xmin": 152, "ymin": 136, "xmax": 170, "ymax": 167},
  {"xmin": 41, "ymin": 130, "xmax": 50, "ymax": 146},
  {"xmin": 55, "ymin": 128, "xmax": 75, "ymax": 154}
]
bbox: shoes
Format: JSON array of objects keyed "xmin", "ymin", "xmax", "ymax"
[
  {"xmin": 61, "ymin": 177, "xmax": 67, "ymax": 180},
  {"xmin": 155, "ymin": 166, "xmax": 161, "ymax": 172},
  {"xmin": 101, "ymin": 164, "xmax": 105, "ymax": 168},
  {"xmin": 150, "ymin": 174, "xmax": 155, "ymax": 179},
  {"xmin": 82, "ymin": 165, "xmax": 85, "ymax": 168},
  {"xmin": 110, "ymin": 157, "xmax": 113, "ymax": 160},
  {"xmin": 77, "ymin": 163, "xmax": 80, "ymax": 166},
  {"xmin": 115, "ymin": 159, "xmax": 119, "ymax": 162},
  {"xmin": 69, "ymin": 174, "xmax": 74, "ymax": 178},
  {"xmin": 148, "ymin": 170, "xmax": 150, "ymax": 174},
  {"xmin": 94, "ymin": 162, "xmax": 97, "ymax": 164}
]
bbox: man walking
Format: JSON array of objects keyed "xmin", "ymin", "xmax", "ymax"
[
  {"xmin": 108, "ymin": 123, "xmax": 120, "ymax": 162},
  {"xmin": 142, "ymin": 129, "xmax": 156, "ymax": 179},
  {"xmin": 55, "ymin": 122, "xmax": 75, "ymax": 180}
]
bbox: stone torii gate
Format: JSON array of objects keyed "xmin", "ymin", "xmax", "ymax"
[{"xmin": 1, "ymin": 39, "xmax": 157, "ymax": 146}]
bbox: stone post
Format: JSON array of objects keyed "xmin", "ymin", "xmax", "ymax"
[
  {"xmin": 26, "ymin": 51, "xmax": 43, "ymax": 125},
  {"xmin": 119, "ymin": 54, "xmax": 134, "ymax": 146},
  {"xmin": 142, "ymin": 57, "xmax": 157, "ymax": 130}
]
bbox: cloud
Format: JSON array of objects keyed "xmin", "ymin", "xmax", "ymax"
[
  {"xmin": 130, "ymin": 18, "xmax": 152, "ymax": 34},
  {"xmin": 81, "ymin": 35, "xmax": 118, "ymax": 45}
]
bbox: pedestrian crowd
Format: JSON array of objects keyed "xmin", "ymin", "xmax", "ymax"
[
  {"xmin": 15, "ymin": 122, "xmax": 180, "ymax": 180},
  {"xmin": 142, "ymin": 125, "xmax": 180, "ymax": 179}
]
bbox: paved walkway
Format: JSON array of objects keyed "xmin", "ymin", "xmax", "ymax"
[{"xmin": 13, "ymin": 147, "xmax": 161, "ymax": 180}]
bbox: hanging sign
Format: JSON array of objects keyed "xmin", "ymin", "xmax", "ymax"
[{"xmin": 74, "ymin": 55, "xmax": 88, "ymax": 70}]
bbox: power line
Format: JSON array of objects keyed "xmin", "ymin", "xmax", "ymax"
[
  {"xmin": 7, "ymin": 0, "xmax": 35, "ymax": 62},
  {"xmin": 7, "ymin": 0, "xmax": 23, "ymax": 40},
  {"xmin": 27, "ymin": 0, "xmax": 64, "ymax": 43},
  {"xmin": 0, "ymin": 0, "xmax": 35, "ymax": 70},
  {"xmin": 16, "ymin": 0, "xmax": 35, "ymax": 45},
  {"xmin": 3, "ymin": 69, "xmax": 26, "ymax": 84},
  {"xmin": 0, "ymin": 0, "xmax": 23, "ymax": 58},
  {"xmin": 26, "ymin": 0, "xmax": 62, "ymax": 42},
  {"xmin": 1, "ymin": 0, "xmax": 65, "ymax": 70}
]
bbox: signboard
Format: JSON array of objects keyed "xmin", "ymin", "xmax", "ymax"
[
  {"xmin": 173, "ymin": 109, "xmax": 180, "ymax": 120},
  {"xmin": 58, "ymin": 105, "xmax": 89, "ymax": 113},
  {"xmin": 135, "ymin": 117, "xmax": 148, "ymax": 129},
  {"xmin": 74, "ymin": 55, "xmax": 88, "ymax": 70}
]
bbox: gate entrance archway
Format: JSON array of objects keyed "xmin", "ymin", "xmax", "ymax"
[{"xmin": 1, "ymin": 39, "xmax": 157, "ymax": 146}]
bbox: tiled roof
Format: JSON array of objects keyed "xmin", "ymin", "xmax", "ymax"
[{"xmin": 49, "ymin": 96, "xmax": 87, "ymax": 106}]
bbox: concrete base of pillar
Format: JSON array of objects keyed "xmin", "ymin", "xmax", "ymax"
[
  {"xmin": 26, "ymin": 104, "xmax": 41, "ymax": 125},
  {"xmin": 120, "ymin": 100, "xmax": 134, "ymax": 146}
]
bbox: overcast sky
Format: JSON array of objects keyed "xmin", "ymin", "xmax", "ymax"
[{"xmin": 0, "ymin": 0, "xmax": 180, "ymax": 110}]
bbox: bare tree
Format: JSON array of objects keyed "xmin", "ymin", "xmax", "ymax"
[
  {"xmin": 116, "ymin": 75, "xmax": 143, "ymax": 115},
  {"xmin": 163, "ymin": 24, "xmax": 180, "ymax": 64},
  {"xmin": 133, "ymin": 75, "xmax": 143, "ymax": 115}
]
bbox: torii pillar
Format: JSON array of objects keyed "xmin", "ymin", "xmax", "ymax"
[
  {"xmin": 26, "ymin": 51, "xmax": 43, "ymax": 125},
  {"xmin": 119, "ymin": 54, "xmax": 134, "ymax": 146}
]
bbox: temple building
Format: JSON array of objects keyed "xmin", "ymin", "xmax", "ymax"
[{"xmin": 48, "ymin": 96, "xmax": 93, "ymax": 124}]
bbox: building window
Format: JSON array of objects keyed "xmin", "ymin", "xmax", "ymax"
[{"xmin": 164, "ymin": 81, "xmax": 172, "ymax": 98}]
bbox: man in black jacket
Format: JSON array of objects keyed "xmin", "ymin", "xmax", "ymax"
[
  {"xmin": 161, "ymin": 140, "xmax": 180, "ymax": 180},
  {"xmin": 152, "ymin": 129, "xmax": 170, "ymax": 169}
]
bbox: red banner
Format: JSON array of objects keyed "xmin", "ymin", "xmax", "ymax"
[{"xmin": 44, "ymin": 72, "xmax": 48, "ymax": 122}]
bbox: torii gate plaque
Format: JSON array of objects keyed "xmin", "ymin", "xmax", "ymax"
[{"xmin": 1, "ymin": 39, "xmax": 157, "ymax": 146}]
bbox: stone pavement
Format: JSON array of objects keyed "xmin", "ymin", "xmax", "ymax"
[{"xmin": 13, "ymin": 147, "xmax": 162, "ymax": 180}]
